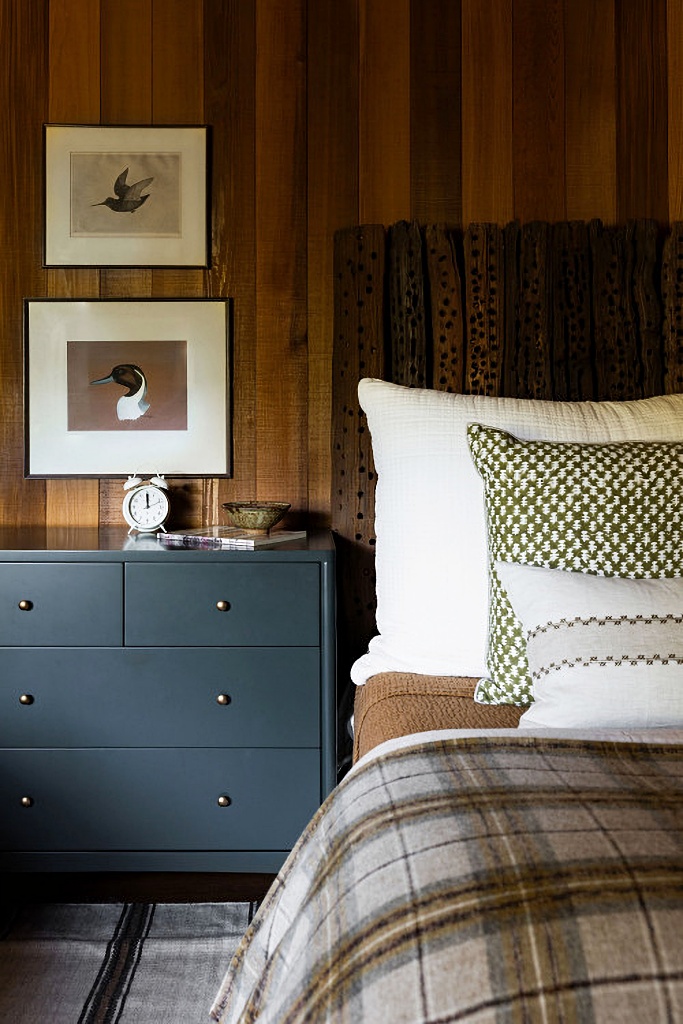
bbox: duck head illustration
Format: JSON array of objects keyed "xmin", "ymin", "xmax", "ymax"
[{"xmin": 90, "ymin": 363, "xmax": 150, "ymax": 421}]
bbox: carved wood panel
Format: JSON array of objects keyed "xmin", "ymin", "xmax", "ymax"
[{"xmin": 332, "ymin": 226, "xmax": 386, "ymax": 687}]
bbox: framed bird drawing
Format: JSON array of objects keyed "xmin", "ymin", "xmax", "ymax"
[
  {"xmin": 23, "ymin": 298, "xmax": 230, "ymax": 477},
  {"xmin": 43, "ymin": 125, "xmax": 209, "ymax": 267}
]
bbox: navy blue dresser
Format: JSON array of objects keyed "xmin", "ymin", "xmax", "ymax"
[{"xmin": 0, "ymin": 528, "xmax": 336, "ymax": 873}]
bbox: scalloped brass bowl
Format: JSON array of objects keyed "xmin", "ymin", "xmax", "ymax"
[{"xmin": 221, "ymin": 501, "xmax": 290, "ymax": 532}]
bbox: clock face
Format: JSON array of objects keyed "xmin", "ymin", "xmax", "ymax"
[{"xmin": 123, "ymin": 484, "xmax": 170, "ymax": 532}]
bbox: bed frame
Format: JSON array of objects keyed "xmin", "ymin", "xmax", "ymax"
[{"xmin": 331, "ymin": 219, "xmax": 683, "ymax": 762}]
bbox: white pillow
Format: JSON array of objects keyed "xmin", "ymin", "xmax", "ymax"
[
  {"xmin": 497, "ymin": 562, "xmax": 683, "ymax": 728},
  {"xmin": 351, "ymin": 378, "xmax": 683, "ymax": 690}
]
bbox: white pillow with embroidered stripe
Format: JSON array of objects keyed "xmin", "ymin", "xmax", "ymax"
[{"xmin": 497, "ymin": 562, "xmax": 683, "ymax": 728}]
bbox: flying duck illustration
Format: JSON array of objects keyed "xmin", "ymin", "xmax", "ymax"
[
  {"xmin": 93, "ymin": 168, "xmax": 153, "ymax": 213},
  {"xmin": 90, "ymin": 364, "xmax": 150, "ymax": 421}
]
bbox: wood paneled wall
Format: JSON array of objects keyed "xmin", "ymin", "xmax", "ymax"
[{"xmin": 1, "ymin": 0, "xmax": 681, "ymax": 530}]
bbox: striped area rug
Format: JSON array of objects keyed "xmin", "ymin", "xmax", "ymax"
[{"xmin": 0, "ymin": 902, "xmax": 256, "ymax": 1024}]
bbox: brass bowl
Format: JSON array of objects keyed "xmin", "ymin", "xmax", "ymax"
[{"xmin": 221, "ymin": 501, "xmax": 290, "ymax": 532}]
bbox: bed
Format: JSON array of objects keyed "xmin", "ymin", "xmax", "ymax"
[{"xmin": 211, "ymin": 220, "xmax": 683, "ymax": 1022}]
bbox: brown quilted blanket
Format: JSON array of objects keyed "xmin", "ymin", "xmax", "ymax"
[
  {"xmin": 212, "ymin": 734, "xmax": 683, "ymax": 1023},
  {"xmin": 353, "ymin": 672, "xmax": 523, "ymax": 761}
]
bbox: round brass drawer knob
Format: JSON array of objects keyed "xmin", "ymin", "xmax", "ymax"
[
  {"xmin": 20, "ymin": 796, "xmax": 34, "ymax": 808},
  {"xmin": 217, "ymin": 795, "xmax": 231, "ymax": 808},
  {"xmin": 18, "ymin": 599, "xmax": 33, "ymax": 611},
  {"xmin": 216, "ymin": 694, "xmax": 231, "ymax": 706},
  {"xmin": 216, "ymin": 600, "xmax": 231, "ymax": 612},
  {"xmin": 19, "ymin": 694, "xmax": 35, "ymax": 705}
]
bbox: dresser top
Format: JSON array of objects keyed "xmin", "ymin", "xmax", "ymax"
[{"xmin": 0, "ymin": 527, "xmax": 335, "ymax": 562}]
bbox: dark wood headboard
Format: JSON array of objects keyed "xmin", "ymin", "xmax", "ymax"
[{"xmin": 331, "ymin": 219, "xmax": 683, "ymax": 751}]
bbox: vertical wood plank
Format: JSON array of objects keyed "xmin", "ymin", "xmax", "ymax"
[
  {"xmin": 615, "ymin": 0, "xmax": 668, "ymax": 223},
  {"xmin": 410, "ymin": 0, "xmax": 461, "ymax": 224},
  {"xmin": 461, "ymin": 0, "xmax": 513, "ymax": 224},
  {"xmin": 99, "ymin": 271, "xmax": 152, "ymax": 297},
  {"xmin": 152, "ymin": 0, "xmax": 203, "ymax": 124},
  {"xmin": 151, "ymin": 0, "xmax": 206, "ymax": 526},
  {"xmin": 564, "ymin": 0, "xmax": 617, "ymax": 223},
  {"xmin": 463, "ymin": 224, "xmax": 505, "ymax": 395},
  {"xmin": 0, "ymin": 0, "xmax": 49, "ymax": 525},
  {"xmin": 332, "ymin": 226, "xmax": 386, "ymax": 545},
  {"xmin": 255, "ymin": 0, "xmax": 308, "ymax": 512},
  {"xmin": 502, "ymin": 220, "xmax": 521, "ymax": 396},
  {"xmin": 308, "ymin": 0, "xmax": 359, "ymax": 524},
  {"xmin": 633, "ymin": 219, "xmax": 664, "ymax": 396},
  {"xmin": 514, "ymin": 222, "xmax": 553, "ymax": 399},
  {"xmin": 205, "ymin": 0, "xmax": 257, "ymax": 518},
  {"xmin": 99, "ymin": 0, "xmax": 153, "ymax": 523},
  {"xmin": 661, "ymin": 223, "xmax": 683, "ymax": 393},
  {"xmin": 359, "ymin": 0, "xmax": 410, "ymax": 223},
  {"xmin": 512, "ymin": 0, "xmax": 566, "ymax": 222},
  {"xmin": 590, "ymin": 221, "xmax": 640, "ymax": 399},
  {"xmin": 48, "ymin": 0, "xmax": 100, "ymax": 121},
  {"xmin": 99, "ymin": 0, "xmax": 153, "ymax": 284},
  {"xmin": 551, "ymin": 221, "xmax": 595, "ymax": 400},
  {"xmin": 667, "ymin": 0, "xmax": 683, "ymax": 220},
  {"xmin": 101, "ymin": 0, "xmax": 152, "ymax": 124},
  {"xmin": 388, "ymin": 221, "xmax": 427, "ymax": 386},
  {"xmin": 332, "ymin": 226, "xmax": 385, "ymax": 704},
  {"xmin": 425, "ymin": 224, "xmax": 465, "ymax": 392},
  {"xmin": 46, "ymin": 0, "xmax": 101, "ymax": 527}
]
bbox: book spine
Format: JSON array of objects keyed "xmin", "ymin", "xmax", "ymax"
[{"xmin": 160, "ymin": 535, "xmax": 225, "ymax": 550}]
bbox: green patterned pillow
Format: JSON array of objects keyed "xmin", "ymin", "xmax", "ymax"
[{"xmin": 467, "ymin": 423, "xmax": 683, "ymax": 704}]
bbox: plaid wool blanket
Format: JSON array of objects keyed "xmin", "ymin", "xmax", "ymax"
[{"xmin": 211, "ymin": 734, "xmax": 683, "ymax": 1023}]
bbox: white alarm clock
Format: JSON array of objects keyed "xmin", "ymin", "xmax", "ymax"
[{"xmin": 122, "ymin": 474, "xmax": 170, "ymax": 534}]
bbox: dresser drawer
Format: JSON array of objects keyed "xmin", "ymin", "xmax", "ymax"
[
  {"xmin": 0, "ymin": 647, "xmax": 320, "ymax": 747},
  {"xmin": 125, "ymin": 563, "xmax": 320, "ymax": 646},
  {"xmin": 0, "ymin": 563, "xmax": 122, "ymax": 647},
  {"xmin": 0, "ymin": 748, "xmax": 320, "ymax": 851}
]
